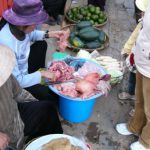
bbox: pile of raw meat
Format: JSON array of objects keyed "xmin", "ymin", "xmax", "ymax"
[
  {"xmin": 48, "ymin": 58, "xmax": 111, "ymax": 99},
  {"xmin": 48, "ymin": 61, "xmax": 74, "ymax": 81}
]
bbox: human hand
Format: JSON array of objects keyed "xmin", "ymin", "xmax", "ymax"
[
  {"xmin": 0, "ymin": 132, "xmax": 9, "ymax": 150},
  {"xmin": 48, "ymin": 30, "xmax": 67, "ymax": 39},
  {"xmin": 40, "ymin": 70, "xmax": 56, "ymax": 81}
]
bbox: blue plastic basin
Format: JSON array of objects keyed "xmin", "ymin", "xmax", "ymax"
[{"xmin": 49, "ymin": 58, "xmax": 106, "ymax": 123}]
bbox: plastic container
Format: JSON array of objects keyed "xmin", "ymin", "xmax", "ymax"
[
  {"xmin": 49, "ymin": 58, "xmax": 107, "ymax": 123},
  {"xmin": 52, "ymin": 52, "xmax": 69, "ymax": 60},
  {"xmin": 59, "ymin": 96, "xmax": 97, "ymax": 123}
]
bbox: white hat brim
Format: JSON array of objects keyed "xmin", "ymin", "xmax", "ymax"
[
  {"xmin": 136, "ymin": 0, "xmax": 148, "ymax": 12},
  {"xmin": 0, "ymin": 44, "xmax": 16, "ymax": 87}
]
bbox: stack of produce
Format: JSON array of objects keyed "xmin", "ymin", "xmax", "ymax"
[
  {"xmin": 69, "ymin": 21, "xmax": 107, "ymax": 49},
  {"xmin": 76, "ymin": 50, "xmax": 123, "ymax": 85},
  {"xmin": 66, "ymin": 5, "xmax": 107, "ymax": 26},
  {"xmin": 95, "ymin": 56, "xmax": 123, "ymax": 84}
]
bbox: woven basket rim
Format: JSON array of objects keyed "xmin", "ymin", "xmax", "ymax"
[
  {"xmin": 61, "ymin": 24, "xmax": 109, "ymax": 52},
  {"xmin": 65, "ymin": 6, "xmax": 108, "ymax": 27}
]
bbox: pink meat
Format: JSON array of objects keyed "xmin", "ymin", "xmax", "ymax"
[
  {"xmin": 76, "ymin": 80, "xmax": 96, "ymax": 99},
  {"xmin": 84, "ymin": 73, "xmax": 100, "ymax": 85},
  {"xmin": 48, "ymin": 61, "xmax": 75, "ymax": 81},
  {"xmin": 57, "ymin": 41, "xmax": 68, "ymax": 52},
  {"xmin": 57, "ymin": 29, "xmax": 70, "ymax": 52},
  {"xmin": 54, "ymin": 83, "xmax": 78, "ymax": 98}
]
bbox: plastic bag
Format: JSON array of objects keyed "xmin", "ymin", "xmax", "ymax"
[{"xmin": 97, "ymin": 80, "xmax": 111, "ymax": 96}]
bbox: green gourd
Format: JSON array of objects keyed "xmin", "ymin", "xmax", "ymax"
[
  {"xmin": 77, "ymin": 21, "xmax": 92, "ymax": 29},
  {"xmin": 85, "ymin": 40, "xmax": 101, "ymax": 49}
]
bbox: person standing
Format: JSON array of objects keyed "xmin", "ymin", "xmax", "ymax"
[{"xmin": 116, "ymin": 0, "xmax": 150, "ymax": 149}]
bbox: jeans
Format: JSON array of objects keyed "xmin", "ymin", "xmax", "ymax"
[
  {"xmin": 128, "ymin": 72, "xmax": 136, "ymax": 95},
  {"xmin": 128, "ymin": 72, "xmax": 150, "ymax": 148}
]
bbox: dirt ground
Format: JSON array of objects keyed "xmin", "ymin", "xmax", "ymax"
[{"xmin": 42, "ymin": 0, "xmax": 138, "ymax": 149}]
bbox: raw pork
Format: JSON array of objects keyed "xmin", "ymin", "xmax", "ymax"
[{"xmin": 48, "ymin": 61, "xmax": 75, "ymax": 81}]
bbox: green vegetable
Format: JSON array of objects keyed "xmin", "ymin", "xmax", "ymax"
[
  {"xmin": 99, "ymin": 31, "xmax": 106, "ymax": 44},
  {"xmin": 70, "ymin": 37, "xmax": 84, "ymax": 48},
  {"xmin": 107, "ymin": 69, "xmax": 123, "ymax": 84},
  {"xmin": 79, "ymin": 26, "xmax": 94, "ymax": 34},
  {"xmin": 76, "ymin": 21, "xmax": 92, "ymax": 29},
  {"xmin": 79, "ymin": 28, "xmax": 99, "ymax": 41},
  {"xmin": 85, "ymin": 40, "xmax": 101, "ymax": 49}
]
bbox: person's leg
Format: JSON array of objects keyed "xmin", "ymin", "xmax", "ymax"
[
  {"xmin": 118, "ymin": 72, "xmax": 136, "ymax": 100},
  {"xmin": 139, "ymin": 75, "xmax": 150, "ymax": 148},
  {"xmin": 116, "ymin": 72, "xmax": 145, "ymax": 136},
  {"xmin": 88, "ymin": 0, "xmax": 106, "ymax": 10},
  {"xmin": 57, "ymin": 0, "xmax": 67, "ymax": 25},
  {"xmin": 25, "ymin": 84, "xmax": 59, "ymax": 106},
  {"xmin": 42, "ymin": 0, "xmax": 60, "ymax": 24},
  {"xmin": 18, "ymin": 101, "xmax": 63, "ymax": 142},
  {"xmin": 128, "ymin": 72, "xmax": 136, "ymax": 95},
  {"xmin": 128, "ymin": 72, "xmax": 146, "ymax": 135},
  {"xmin": 28, "ymin": 40, "xmax": 47, "ymax": 73},
  {"xmin": 59, "ymin": 0, "xmax": 67, "ymax": 15}
]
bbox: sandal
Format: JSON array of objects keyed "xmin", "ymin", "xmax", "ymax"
[{"xmin": 118, "ymin": 92, "xmax": 135, "ymax": 100}]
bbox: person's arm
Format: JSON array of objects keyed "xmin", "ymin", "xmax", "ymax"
[
  {"xmin": 29, "ymin": 29, "xmax": 68, "ymax": 41},
  {"xmin": 29, "ymin": 30, "xmax": 45, "ymax": 42},
  {"xmin": 12, "ymin": 63, "xmax": 56, "ymax": 88},
  {"xmin": 12, "ymin": 62, "xmax": 42, "ymax": 88},
  {"xmin": 121, "ymin": 22, "xmax": 142, "ymax": 55},
  {"xmin": 11, "ymin": 75, "xmax": 38, "ymax": 102},
  {"xmin": 0, "ymin": 132, "xmax": 9, "ymax": 150}
]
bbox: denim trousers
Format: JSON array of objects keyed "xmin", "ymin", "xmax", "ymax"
[
  {"xmin": 128, "ymin": 71, "xmax": 150, "ymax": 148},
  {"xmin": 128, "ymin": 72, "xmax": 136, "ymax": 95}
]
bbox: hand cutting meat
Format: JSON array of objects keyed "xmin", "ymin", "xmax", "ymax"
[{"xmin": 48, "ymin": 58, "xmax": 111, "ymax": 99}]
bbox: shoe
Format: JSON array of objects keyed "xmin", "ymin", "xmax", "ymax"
[
  {"xmin": 130, "ymin": 141, "xmax": 150, "ymax": 150},
  {"xmin": 118, "ymin": 92, "xmax": 135, "ymax": 100},
  {"xmin": 116, "ymin": 123, "xmax": 133, "ymax": 135}
]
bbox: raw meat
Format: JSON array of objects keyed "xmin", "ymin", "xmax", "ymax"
[{"xmin": 48, "ymin": 61, "xmax": 75, "ymax": 81}]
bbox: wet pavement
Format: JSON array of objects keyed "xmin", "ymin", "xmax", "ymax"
[{"xmin": 43, "ymin": 0, "xmax": 137, "ymax": 149}]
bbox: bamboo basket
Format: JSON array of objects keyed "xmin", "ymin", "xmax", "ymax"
[
  {"xmin": 61, "ymin": 24, "xmax": 109, "ymax": 52},
  {"xmin": 65, "ymin": 7, "xmax": 108, "ymax": 28}
]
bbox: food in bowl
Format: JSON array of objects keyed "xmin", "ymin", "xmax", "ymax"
[{"xmin": 42, "ymin": 138, "xmax": 82, "ymax": 150}]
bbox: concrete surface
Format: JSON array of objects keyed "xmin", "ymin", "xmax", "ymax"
[{"xmin": 42, "ymin": 0, "xmax": 137, "ymax": 149}]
